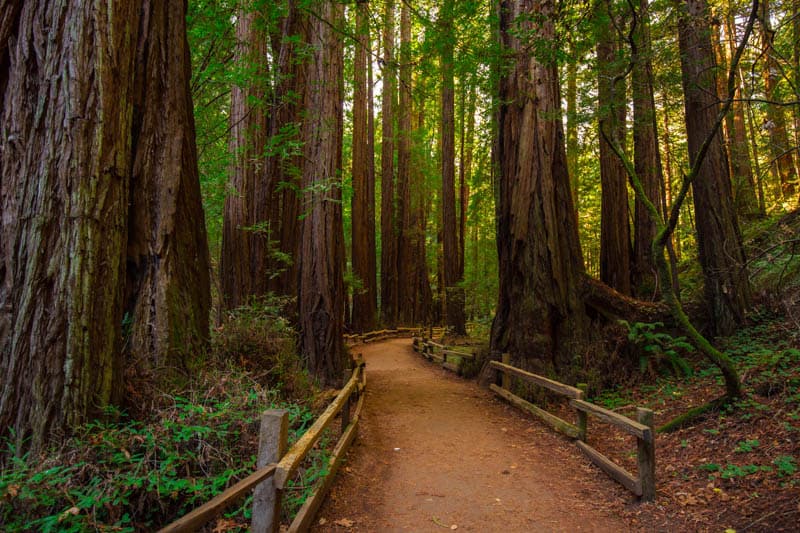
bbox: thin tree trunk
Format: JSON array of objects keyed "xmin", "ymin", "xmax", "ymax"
[
  {"xmin": 351, "ymin": 0, "xmax": 377, "ymax": 332},
  {"xmin": 566, "ymin": 43, "xmax": 580, "ymax": 205},
  {"xmin": 724, "ymin": 10, "xmax": 761, "ymax": 217},
  {"xmin": 396, "ymin": 0, "xmax": 414, "ymax": 324},
  {"xmin": 380, "ymin": 0, "xmax": 399, "ymax": 326},
  {"xmin": 597, "ymin": 2, "xmax": 632, "ymax": 295},
  {"xmin": 440, "ymin": 0, "xmax": 466, "ymax": 334},
  {"xmin": 459, "ymin": 82, "xmax": 477, "ymax": 294},
  {"xmin": 221, "ymin": 8, "xmax": 268, "ymax": 311},
  {"xmin": 492, "ymin": 0, "xmax": 590, "ymax": 376},
  {"xmin": 298, "ymin": 1, "xmax": 346, "ymax": 385},
  {"xmin": 760, "ymin": 0, "xmax": 798, "ymax": 199},
  {"xmin": 678, "ymin": 0, "xmax": 750, "ymax": 336}
]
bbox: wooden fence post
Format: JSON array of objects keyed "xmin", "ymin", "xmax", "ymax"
[
  {"xmin": 341, "ymin": 368, "xmax": 353, "ymax": 435},
  {"xmin": 576, "ymin": 383, "xmax": 588, "ymax": 442},
  {"xmin": 636, "ymin": 407, "xmax": 656, "ymax": 501},
  {"xmin": 501, "ymin": 353, "xmax": 511, "ymax": 390},
  {"xmin": 252, "ymin": 410, "xmax": 289, "ymax": 533}
]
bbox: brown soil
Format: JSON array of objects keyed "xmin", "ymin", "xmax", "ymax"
[{"xmin": 313, "ymin": 338, "xmax": 639, "ymax": 532}]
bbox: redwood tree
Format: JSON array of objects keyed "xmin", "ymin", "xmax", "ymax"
[
  {"xmin": 380, "ymin": 0, "xmax": 399, "ymax": 326},
  {"xmin": 440, "ymin": 0, "xmax": 467, "ymax": 334},
  {"xmin": 597, "ymin": 1, "xmax": 632, "ymax": 295},
  {"xmin": 0, "ymin": 0, "xmax": 210, "ymax": 455},
  {"xmin": 351, "ymin": 0, "xmax": 378, "ymax": 332},
  {"xmin": 297, "ymin": 0, "xmax": 347, "ymax": 385},
  {"xmin": 221, "ymin": 8, "xmax": 268, "ymax": 311},
  {"xmin": 491, "ymin": 0, "xmax": 590, "ymax": 373},
  {"xmin": 678, "ymin": 0, "xmax": 751, "ymax": 336}
]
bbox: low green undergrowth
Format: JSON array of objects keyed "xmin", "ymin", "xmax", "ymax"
[{"xmin": 1, "ymin": 299, "xmax": 325, "ymax": 532}]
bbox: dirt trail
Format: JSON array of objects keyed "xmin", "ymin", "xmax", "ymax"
[{"xmin": 313, "ymin": 338, "xmax": 636, "ymax": 532}]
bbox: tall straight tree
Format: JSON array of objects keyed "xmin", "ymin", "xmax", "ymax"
[
  {"xmin": 0, "ymin": 0, "xmax": 210, "ymax": 455},
  {"xmin": 440, "ymin": 0, "xmax": 467, "ymax": 334},
  {"xmin": 597, "ymin": 0, "xmax": 632, "ymax": 295},
  {"xmin": 396, "ymin": 0, "xmax": 415, "ymax": 324},
  {"xmin": 265, "ymin": 1, "xmax": 307, "ymax": 299},
  {"xmin": 759, "ymin": 0, "xmax": 798, "ymax": 199},
  {"xmin": 724, "ymin": 10, "xmax": 761, "ymax": 217},
  {"xmin": 677, "ymin": 0, "xmax": 750, "ymax": 336},
  {"xmin": 381, "ymin": 0, "xmax": 399, "ymax": 326},
  {"xmin": 221, "ymin": 8, "xmax": 268, "ymax": 311},
  {"xmin": 492, "ymin": 0, "xmax": 590, "ymax": 373},
  {"xmin": 351, "ymin": 0, "xmax": 378, "ymax": 332},
  {"xmin": 631, "ymin": 0, "xmax": 667, "ymax": 296},
  {"xmin": 298, "ymin": 0, "xmax": 347, "ymax": 385}
]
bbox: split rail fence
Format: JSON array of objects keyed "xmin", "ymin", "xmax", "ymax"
[
  {"xmin": 489, "ymin": 354, "xmax": 656, "ymax": 500},
  {"xmin": 158, "ymin": 355, "xmax": 366, "ymax": 532},
  {"xmin": 412, "ymin": 337, "xmax": 475, "ymax": 375}
]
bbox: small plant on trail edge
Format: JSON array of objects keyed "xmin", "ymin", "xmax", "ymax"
[{"xmin": 619, "ymin": 320, "xmax": 695, "ymax": 377}]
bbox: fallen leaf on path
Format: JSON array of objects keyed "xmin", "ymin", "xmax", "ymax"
[
  {"xmin": 432, "ymin": 516, "xmax": 451, "ymax": 528},
  {"xmin": 334, "ymin": 518, "xmax": 354, "ymax": 528},
  {"xmin": 212, "ymin": 518, "xmax": 238, "ymax": 532},
  {"xmin": 319, "ymin": 518, "xmax": 328, "ymax": 526}
]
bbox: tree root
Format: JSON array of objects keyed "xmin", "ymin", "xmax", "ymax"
[{"xmin": 657, "ymin": 395, "xmax": 731, "ymax": 433}]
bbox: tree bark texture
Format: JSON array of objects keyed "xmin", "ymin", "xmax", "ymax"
[
  {"xmin": 264, "ymin": 1, "xmax": 307, "ymax": 299},
  {"xmin": 351, "ymin": 0, "xmax": 377, "ymax": 332},
  {"xmin": 632, "ymin": 0, "xmax": 667, "ymax": 298},
  {"xmin": 440, "ymin": 0, "xmax": 466, "ymax": 335},
  {"xmin": 380, "ymin": 0, "xmax": 399, "ymax": 326},
  {"xmin": 597, "ymin": 4, "xmax": 632, "ymax": 295},
  {"xmin": 492, "ymin": 0, "xmax": 590, "ymax": 375},
  {"xmin": 220, "ymin": 9, "xmax": 268, "ymax": 311},
  {"xmin": 0, "ymin": 0, "xmax": 210, "ymax": 455},
  {"xmin": 678, "ymin": 0, "xmax": 750, "ymax": 336},
  {"xmin": 298, "ymin": 1, "xmax": 346, "ymax": 386},
  {"xmin": 724, "ymin": 11, "xmax": 761, "ymax": 217},
  {"xmin": 759, "ymin": 0, "xmax": 798, "ymax": 200}
]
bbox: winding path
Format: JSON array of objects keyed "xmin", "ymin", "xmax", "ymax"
[{"xmin": 313, "ymin": 338, "xmax": 635, "ymax": 532}]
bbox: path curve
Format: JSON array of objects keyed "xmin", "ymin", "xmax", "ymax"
[{"xmin": 314, "ymin": 338, "xmax": 635, "ymax": 532}]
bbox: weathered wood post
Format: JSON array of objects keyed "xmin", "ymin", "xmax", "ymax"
[
  {"xmin": 501, "ymin": 353, "xmax": 511, "ymax": 390},
  {"xmin": 252, "ymin": 410, "xmax": 289, "ymax": 533},
  {"xmin": 341, "ymin": 368, "xmax": 353, "ymax": 434},
  {"xmin": 636, "ymin": 407, "xmax": 656, "ymax": 501},
  {"xmin": 576, "ymin": 383, "xmax": 588, "ymax": 442}
]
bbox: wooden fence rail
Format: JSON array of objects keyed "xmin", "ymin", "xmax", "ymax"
[
  {"xmin": 158, "ymin": 355, "xmax": 366, "ymax": 532},
  {"xmin": 344, "ymin": 327, "xmax": 419, "ymax": 345},
  {"xmin": 490, "ymin": 355, "xmax": 656, "ymax": 501},
  {"xmin": 412, "ymin": 337, "xmax": 475, "ymax": 375}
]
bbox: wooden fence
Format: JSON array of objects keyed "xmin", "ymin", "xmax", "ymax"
[
  {"xmin": 158, "ymin": 355, "xmax": 367, "ymax": 532},
  {"xmin": 344, "ymin": 327, "xmax": 419, "ymax": 345},
  {"xmin": 490, "ymin": 355, "xmax": 656, "ymax": 500},
  {"xmin": 412, "ymin": 337, "xmax": 475, "ymax": 375}
]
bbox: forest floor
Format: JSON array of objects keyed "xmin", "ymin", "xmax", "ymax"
[
  {"xmin": 313, "ymin": 338, "xmax": 632, "ymax": 532},
  {"xmin": 313, "ymin": 334, "xmax": 799, "ymax": 532}
]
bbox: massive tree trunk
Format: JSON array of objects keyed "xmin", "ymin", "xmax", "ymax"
[
  {"xmin": 380, "ymin": 0, "xmax": 399, "ymax": 326},
  {"xmin": 351, "ymin": 0, "xmax": 377, "ymax": 332},
  {"xmin": 597, "ymin": 2, "xmax": 632, "ymax": 295},
  {"xmin": 297, "ymin": 0, "xmax": 346, "ymax": 385},
  {"xmin": 0, "ymin": 0, "xmax": 210, "ymax": 456},
  {"xmin": 759, "ymin": 0, "xmax": 798, "ymax": 200},
  {"xmin": 678, "ymin": 0, "xmax": 750, "ymax": 336},
  {"xmin": 220, "ymin": 8, "xmax": 268, "ymax": 311},
  {"xmin": 265, "ymin": 2, "xmax": 307, "ymax": 299},
  {"xmin": 632, "ymin": 0, "xmax": 666, "ymax": 297},
  {"xmin": 440, "ymin": 0, "xmax": 466, "ymax": 335},
  {"xmin": 410, "ymin": 105, "xmax": 434, "ymax": 323},
  {"xmin": 492, "ymin": 0, "xmax": 590, "ymax": 375}
]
